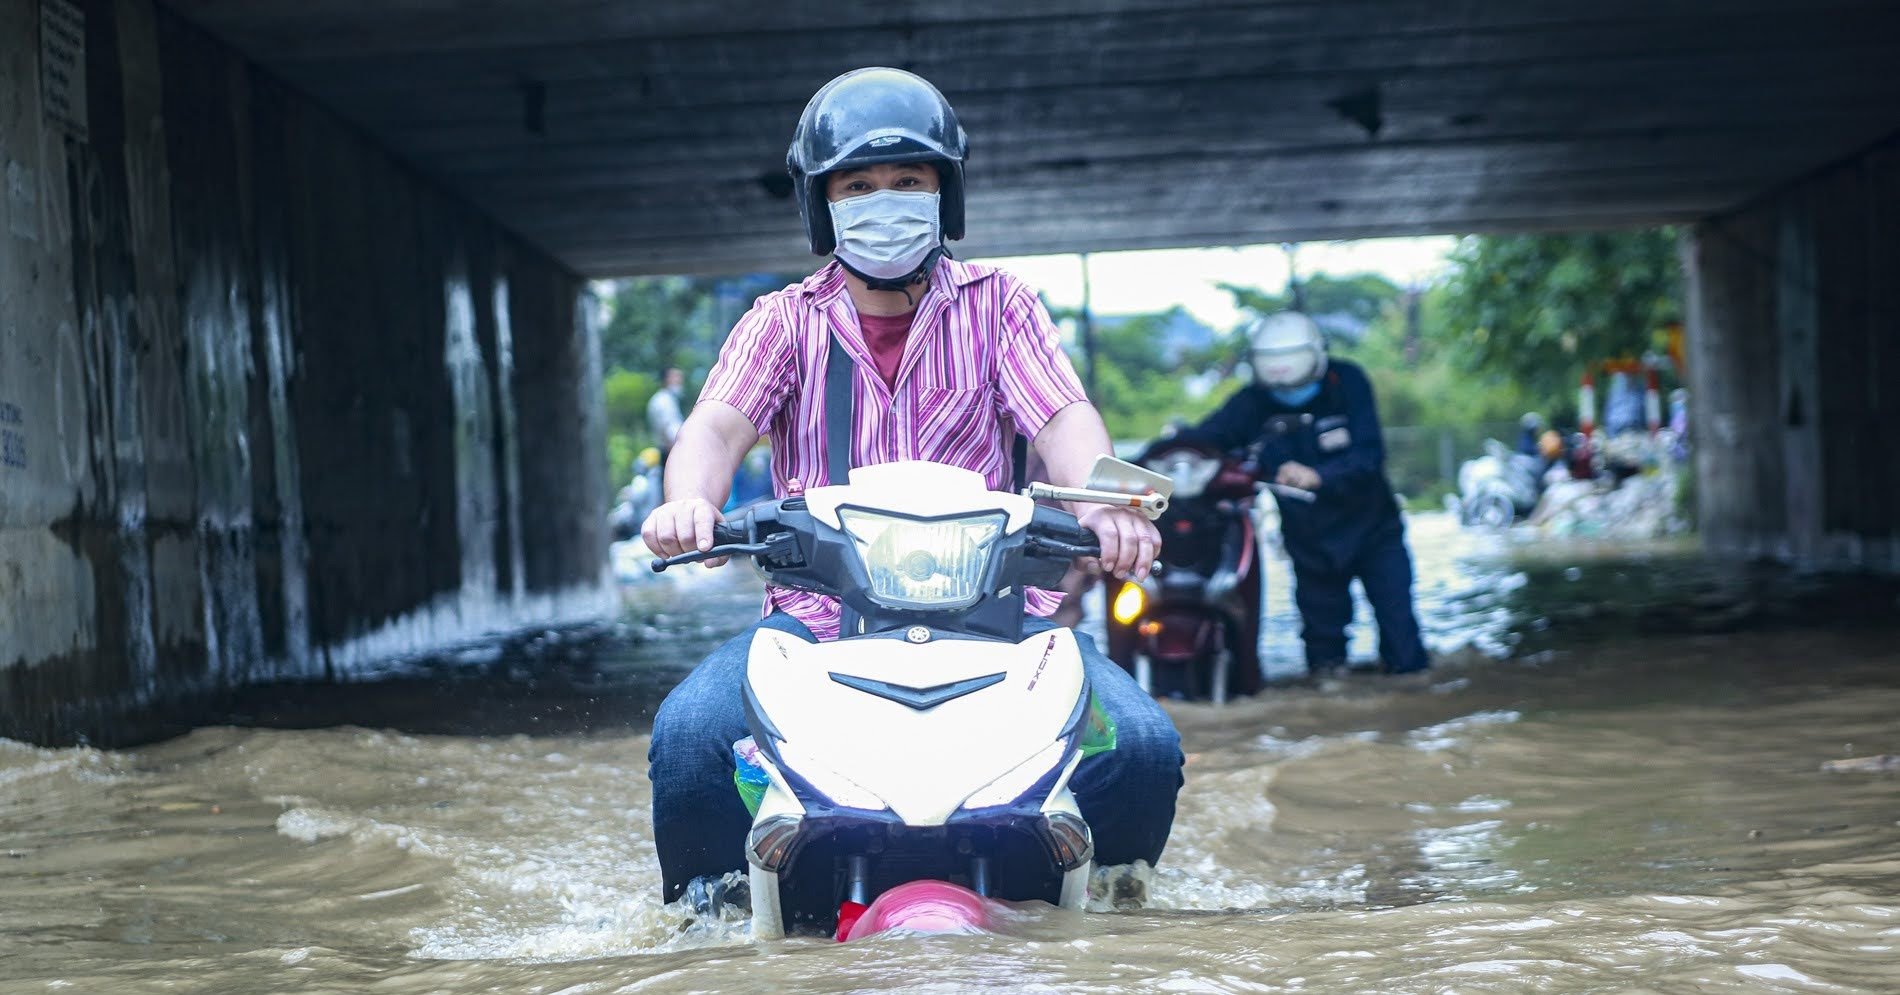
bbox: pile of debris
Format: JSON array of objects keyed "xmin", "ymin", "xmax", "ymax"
[{"xmin": 1528, "ymin": 432, "xmax": 1693, "ymax": 539}]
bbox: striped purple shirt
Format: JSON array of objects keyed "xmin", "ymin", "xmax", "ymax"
[{"xmin": 699, "ymin": 258, "xmax": 1088, "ymax": 640}]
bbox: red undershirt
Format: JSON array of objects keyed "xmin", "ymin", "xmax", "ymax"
[{"xmin": 856, "ymin": 310, "xmax": 913, "ymax": 390}]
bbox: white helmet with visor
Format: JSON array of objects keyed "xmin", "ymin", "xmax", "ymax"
[{"xmin": 1247, "ymin": 312, "xmax": 1328, "ymax": 389}]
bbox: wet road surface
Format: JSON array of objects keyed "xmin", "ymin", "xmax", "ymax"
[{"xmin": 4, "ymin": 514, "xmax": 1899, "ymax": 993}]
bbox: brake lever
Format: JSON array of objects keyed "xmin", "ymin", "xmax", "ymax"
[{"xmin": 650, "ymin": 539, "xmax": 775, "ymax": 573}]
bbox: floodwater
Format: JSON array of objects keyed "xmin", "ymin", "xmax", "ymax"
[{"xmin": 4, "ymin": 514, "xmax": 1899, "ymax": 993}]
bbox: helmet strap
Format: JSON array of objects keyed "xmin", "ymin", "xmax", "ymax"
[{"xmin": 835, "ymin": 245, "xmax": 946, "ymax": 307}]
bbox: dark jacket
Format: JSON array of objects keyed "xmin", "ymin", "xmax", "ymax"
[{"xmin": 1192, "ymin": 359, "xmax": 1400, "ymax": 573}]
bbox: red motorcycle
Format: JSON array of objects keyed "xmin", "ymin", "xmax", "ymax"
[{"xmin": 1104, "ymin": 437, "xmax": 1264, "ymax": 703}]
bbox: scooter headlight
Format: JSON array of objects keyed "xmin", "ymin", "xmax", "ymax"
[
  {"xmin": 773, "ymin": 739, "xmax": 887, "ymax": 811},
  {"xmin": 1144, "ymin": 452, "xmax": 1221, "ymax": 500},
  {"xmin": 838, "ymin": 510, "xmax": 1005, "ymax": 611},
  {"xmin": 961, "ymin": 739, "xmax": 1071, "ymax": 810}
]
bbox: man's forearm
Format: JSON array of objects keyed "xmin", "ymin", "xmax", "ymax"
[
  {"xmin": 1031, "ymin": 401, "xmax": 1115, "ymax": 488},
  {"xmin": 662, "ymin": 406, "xmax": 755, "ymax": 506}
]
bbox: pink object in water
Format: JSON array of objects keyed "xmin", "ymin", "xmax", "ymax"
[{"xmin": 840, "ymin": 880, "xmax": 998, "ymax": 942}]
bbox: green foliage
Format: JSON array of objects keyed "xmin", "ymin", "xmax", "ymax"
[
  {"xmin": 605, "ymin": 432, "xmax": 639, "ymax": 490},
  {"xmin": 599, "ymin": 277, "xmax": 711, "ymax": 376},
  {"xmin": 601, "ymin": 369, "xmax": 659, "ymax": 485},
  {"xmin": 1073, "ymin": 307, "xmax": 1236, "ymax": 440},
  {"xmin": 603, "ymin": 369, "xmax": 658, "ymax": 431},
  {"xmin": 1345, "ymin": 284, "xmax": 1535, "ymax": 430},
  {"xmin": 595, "ymin": 273, "xmax": 797, "ymax": 483},
  {"xmin": 1434, "ymin": 230, "xmax": 1682, "ymax": 402}
]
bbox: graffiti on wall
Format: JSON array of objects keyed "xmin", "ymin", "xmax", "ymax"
[
  {"xmin": 1, "ymin": 400, "xmax": 24, "ymax": 469},
  {"xmin": 39, "ymin": 0, "xmax": 89, "ymax": 142}
]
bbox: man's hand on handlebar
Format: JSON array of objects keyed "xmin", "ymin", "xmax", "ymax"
[
  {"xmin": 1276, "ymin": 460, "xmax": 1322, "ymax": 492},
  {"xmin": 641, "ymin": 497, "xmax": 730, "ymax": 568},
  {"xmin": 1076, "ymin": 504, "xmax": 1160, "ymax": 581}
]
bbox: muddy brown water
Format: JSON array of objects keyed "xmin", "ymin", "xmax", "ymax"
[{"xmin": 4, "ymin": 515, "xmax": 1899, "ymax": 993}]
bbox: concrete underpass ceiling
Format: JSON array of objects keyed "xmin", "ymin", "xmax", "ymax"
[{"xmin": 164, "ymin": 0, "xmax": 1900, "ymax": 277}]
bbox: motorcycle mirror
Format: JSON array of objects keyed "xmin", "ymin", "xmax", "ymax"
[
  {"xmin": 1082, "ymin": 455, "xmax": 1175, "ymax": 501},
  {"xmin": 1024, "ymin": 456, "xmax": 1175, "ymax": 521}
]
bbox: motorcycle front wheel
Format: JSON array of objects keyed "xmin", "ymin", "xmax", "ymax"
[{"xmin": 1465, "ymin": 491, "xmax": 1517, "ymax": 530}]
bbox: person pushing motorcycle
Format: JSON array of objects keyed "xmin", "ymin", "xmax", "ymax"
[
  {"xmin": 1191, "ymin": 312, "xmax": 1430, "ymax": 676},
  {"xmin": 641, "ymin": 67, "xmax": 1183, "ymax": 910}
]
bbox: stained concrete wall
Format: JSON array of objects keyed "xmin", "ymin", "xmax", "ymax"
[
  {"xmin": 1, "ymin": 0, "xmax": 610, "ymax": 745},
  {"xmin": 1683, "ymin": 135, "xmax": 1900, "ymax": 570}
]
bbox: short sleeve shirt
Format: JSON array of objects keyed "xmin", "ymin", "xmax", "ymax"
[{"xmin": 698, "ymin": 258, "xmax": 1088, "ymax": 639}]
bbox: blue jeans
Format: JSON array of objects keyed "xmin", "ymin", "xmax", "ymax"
[{"xmin": 647, "ymin": 612, "xmax": 1186, "ymax": 900}]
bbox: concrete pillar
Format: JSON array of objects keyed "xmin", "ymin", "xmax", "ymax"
[
  {"xmin": 1685, "ymin": 135, "xmax": 1900, "ymax": 572},
  {"xmin": 0, "ymin": 0, "xmax": 610, "ymax": 744}
]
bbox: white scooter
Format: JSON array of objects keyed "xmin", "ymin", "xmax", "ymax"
[
  {"xmin": 651, "ymin": 459, "xmax": 1166, "ymax": 939},
  {"xmin": 1456, "ymin": 438, "xmax": 1545, "ymax": 529}
]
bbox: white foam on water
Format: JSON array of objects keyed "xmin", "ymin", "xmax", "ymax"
[{"xmin": 1407, "ymin": 709, "xmax": 1523, "ymax": 752}]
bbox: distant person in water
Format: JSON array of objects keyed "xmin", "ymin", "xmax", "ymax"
[
  {"xmin": 1187, "ymin": 312, "xmax": 1429, "ymax": 676},
  {"xmin": 647, "ymin": 366, "xmax": 686, "ymax": 465}
]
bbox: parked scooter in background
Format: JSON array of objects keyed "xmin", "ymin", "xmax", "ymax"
[
  {"xmin": 1105, "ymin": 437, "xmax": 1265, "ymax": 704},
  {"xmin": 1455, "ymin": 438, "xmax": 1545, "ymax": 529}
]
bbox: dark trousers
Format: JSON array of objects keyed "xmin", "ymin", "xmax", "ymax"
[
  {"xmin": 647, "ymin": 613, "xmax": 1185, "ymax": 901},
  {"xmin": 1288, "ymin": 520, "xmax": 1429, "ymax": 674}
]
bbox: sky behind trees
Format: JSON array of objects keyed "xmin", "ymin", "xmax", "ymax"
[{"xmin": 975, "ymin": 237, "xmax": 1457, "ymax": 329}]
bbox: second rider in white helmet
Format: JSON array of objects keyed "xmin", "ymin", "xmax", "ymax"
[{"xmin": 1189, "ymin": 312, "xmax": 1430, "ymax": 676}]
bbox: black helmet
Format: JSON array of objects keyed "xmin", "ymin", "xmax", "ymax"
[{"xmin": 787, "ymin": 68, "xmax": 968, "ymax": 256}]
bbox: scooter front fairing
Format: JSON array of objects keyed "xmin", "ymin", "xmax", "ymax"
[
  {"xmin": 741, "ymin": 623, "xmax": 1096, "ymax": 937},
  {"xmin": 649, "ymin": 460, "xmax": 1154, "ymax": 938}
]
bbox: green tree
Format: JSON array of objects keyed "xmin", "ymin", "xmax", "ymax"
[
  {"xmin": 1066, "ymin": 306, "xmax": 1235, "ymax": 440},
  {"xmin": 1433, "ymin": 230, "xmax": 1681, "ymax": 401},
  {"xmin": 599, "ymin": 276, "xmax": 716, "ymax": 377},
  {"xmin": 595, "ymin": 273, "xmax": 798, "ymax": 484}
]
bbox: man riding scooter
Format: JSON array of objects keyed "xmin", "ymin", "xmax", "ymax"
[
  {"xmin": 639, "ymin": 67, "xmax": 1183, "ymax": 916},
  {"xmin": 1185, "ymin": 312, "xmax": 1429, "ymax": 676}
]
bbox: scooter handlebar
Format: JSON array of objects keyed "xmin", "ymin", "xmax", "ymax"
[
  {"xmin": 648, "ymin": 520, "xmax": 758, "ymax": 573},
  {"xmin": 1028, "ymin": 506, "xmax": 1099, "ymax": 556}
]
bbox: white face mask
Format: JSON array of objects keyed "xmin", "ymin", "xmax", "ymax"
[{"xmin": 829, "ymin": 189, "xmax": 942, "ymax": 280}]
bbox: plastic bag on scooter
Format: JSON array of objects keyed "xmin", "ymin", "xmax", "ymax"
[
  {"xmin": 1079, "ymin": 694, "xmax": 1117, "ymax": 758},
  {"xmin": 732, "ymin": 736, "xmax": 770, "ymax": 817}
]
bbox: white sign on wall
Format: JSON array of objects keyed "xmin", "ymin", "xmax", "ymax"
[{"xmin": 40, "ymin": 0, "xmax": 88, "ymax": 142}]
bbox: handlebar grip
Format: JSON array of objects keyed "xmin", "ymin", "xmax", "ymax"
[
  {"xmin": 711, "ymin": 521, "xmax": 747, "ymax": 545},
  {"xmin": 1029, "ymin": 505, "xmax": 1098, "ymax": 547},
  {"xmin": 1029, "ymin": 536, "xmax": 1101, "ymax": 561}
]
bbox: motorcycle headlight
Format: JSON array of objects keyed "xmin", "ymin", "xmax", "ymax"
[
  {"xmin": 961, "ymin": 739, "xmax": 1071, "ymax": 809},
  {"xmin": 838, "ymin": 510, "xmax": 1005, "ymax": 611},
  {"xmin": 773, "ymin": 739, "xmax": 887, "ymax": 811},
  {"xmin": 1145, "ymin": 452, "xmax": 1220, "ymax": 500}
]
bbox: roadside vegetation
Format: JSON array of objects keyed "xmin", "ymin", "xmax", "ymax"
[{"xmin": 595, "ymin": 231, "xmax": 1683, "ymax": 499}]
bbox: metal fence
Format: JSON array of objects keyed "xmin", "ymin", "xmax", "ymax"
[
  {"xmin": 1383, "ymin": 421, "xmax": 1522, "ymax": 501},
  {"xmin": 1114, "ymin": 420, "xmax": 1521, "ymax": 503}
]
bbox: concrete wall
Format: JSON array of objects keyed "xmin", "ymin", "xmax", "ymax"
[
  {"xmin": 1683, "ymin": 135, "xmax": 1900, "ymax": 570},
  {"xmin": 1, "ymin": 0, "xmax": 610, "ymax": 745}
]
